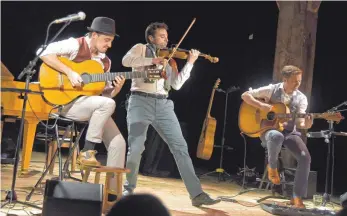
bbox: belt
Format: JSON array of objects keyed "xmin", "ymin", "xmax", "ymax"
[{"xmin": 131, "ymin": 91, "xmax": 168, "ymax": 99}]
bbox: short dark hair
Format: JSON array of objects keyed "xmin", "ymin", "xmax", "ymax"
[
  {"xmin": 281, "ymin": 65, "xmax": 302, "ymax": 79},
  {"xmin": 145, "ymin": 22, "xmax": 168, "ymax": 43}
]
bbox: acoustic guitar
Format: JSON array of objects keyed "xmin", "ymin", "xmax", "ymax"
[
  {"xmin": 39, "ymin": 57, "xmax": 162, "ymax": 106},
  {"xmin": 197, "ymin": 78, "xmax": 220, "ymax": 160},
  {"xmin": 238, "ymin": 101, "xmax": 344, "ymax": 138}
]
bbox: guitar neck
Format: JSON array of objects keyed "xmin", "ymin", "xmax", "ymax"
[
  {"xmin": 277, "ymin": 113, "xmax": 324, "ymax": 119},
  {"xmin": 89, "ymin": 71, "xmax": 149, "ymax": 83},
  {"xmin": 206, "ymin": 88, "xmax": 217, "ymax": 117}
]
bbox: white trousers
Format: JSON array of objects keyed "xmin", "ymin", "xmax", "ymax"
[{"xmin": 61, "ymin": 96, "xmax": 126, "ymax": 191}]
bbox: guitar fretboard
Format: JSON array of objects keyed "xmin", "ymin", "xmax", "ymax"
[
  {"xmin": 90, "ymin": 71, "xmax": 149, "ymax": 82},
  {"xmin": 276, "ymin": 113, "xmax": 322, "ymax": 119}
]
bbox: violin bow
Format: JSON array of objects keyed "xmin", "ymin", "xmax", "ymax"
[{"xmin": 163, "ymin": 18, "xmax": 196, "ymax": 67}]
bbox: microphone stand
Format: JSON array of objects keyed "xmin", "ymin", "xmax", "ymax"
[
  {"xmin": 199, "ymin": 85, "xmax": 239, "ymax": 182},
  {"xmin": 322, "ymin": 101, "xmax": 347, "ymax": 206},
  {"xmin": 306, "ymin": 101, "xmax": 347, "ymax": 207},
  {"xmin": 1, "ymin": 20, "xmax": 72, "ymax": 210}
]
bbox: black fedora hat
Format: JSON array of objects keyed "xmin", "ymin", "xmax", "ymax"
[{"xmin": 87, "ymin": 17, "xmax": 119, "ymax": 37}]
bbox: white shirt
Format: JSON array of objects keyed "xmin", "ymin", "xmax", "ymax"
[
  {"xmin": 122, "ymin": 43, "xmax": 193, "ymax": 95},
  {"xmin": 247, "ymin": 82, "xmax": 308, "ymax": 114},
  {"xmin": 37, "ymin": 36, "xmax": 111, "ymax": 72},
  {"xmin": 36, "ymin": 36, "xmax": 115, "ymax": 97}
]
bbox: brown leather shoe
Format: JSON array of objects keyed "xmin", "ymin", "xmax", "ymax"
[
  {"xmin": 289, "ymin": 197, "xmax": 306, "ymax": 208},
  {"xmin": 77, "ymin": 150, "xmax": 101, "ymax": 167},
  {"xmin": 267, "ymin": 165, "xmax": 280, "ymax": 185}
]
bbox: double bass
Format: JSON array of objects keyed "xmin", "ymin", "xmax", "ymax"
[{"xmin": 197, "ymin": 78, "xmax": 220, "ymax": 160}]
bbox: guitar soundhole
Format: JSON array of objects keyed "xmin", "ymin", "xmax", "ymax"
[
  {"xmin": 267, "ymin": 112, "xmax": 276, "ymax": 121},
  {"xmin": 81, "ymin": 73, "xmax": 92, "ymax": 84}
]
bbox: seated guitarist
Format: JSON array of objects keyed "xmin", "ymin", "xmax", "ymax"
[
  {"xmin": 37, "ymin": 17, "xmax": 126, "ymax": 202},
  {"xmin": 241, "ymin": 65, "xmax": 313, "ymax": 208}
]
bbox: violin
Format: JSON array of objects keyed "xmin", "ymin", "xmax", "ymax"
[{"xmin": 157, "ymin": 47, "xmax": 219, "ymax": 63}]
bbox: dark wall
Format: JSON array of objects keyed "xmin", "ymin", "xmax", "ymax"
[{"xmin": 2, "ymin": 1, "xmax": 347, "ymax": 195}]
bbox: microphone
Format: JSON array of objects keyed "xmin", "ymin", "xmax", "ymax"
[
  {"xmin": 53, "ymin": 12, "xmax": 86, "ymax": 24},
  {"xmin": 307, "ymin": 131, "xmax": 327, "ymax": 138},
  {"xmin": 327, "ymin": 100, "xmax": 347, "ymax": 112}
]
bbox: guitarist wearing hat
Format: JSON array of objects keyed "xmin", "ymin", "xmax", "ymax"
[
  {"xmin": 241, "ymin": 65, "xmax": 313, "ymax": 208},
  {"xmin": 37, "ymin": 17, "xmax": 125, "ymax": 202}
]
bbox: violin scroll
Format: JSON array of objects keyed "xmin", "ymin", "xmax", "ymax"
[{"xmin": 204, "ymin": 55, "xmax": 219, "ymax": 63}]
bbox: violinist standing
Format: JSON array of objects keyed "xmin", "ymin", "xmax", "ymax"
[{"xmin": 122, "ymin": 22, "xmax": 221, "ymax": 206}]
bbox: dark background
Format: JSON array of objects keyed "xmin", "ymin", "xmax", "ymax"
[{"xmin": 2, "ymin": 1, "xmax": 347, "ymax": 195}]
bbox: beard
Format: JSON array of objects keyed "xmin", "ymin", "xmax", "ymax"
[{"xmin": 157, "ymin": 43, "xmax": 167, "ymax": 49}]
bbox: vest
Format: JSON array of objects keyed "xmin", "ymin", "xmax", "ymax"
[
  {"xmin": 269, "ymin": 83, "xmax": 301, "ymax": 132},
  {"xmin": 144, "ymin": 44, "xmax": 178, "ymax": 92},
  {"xmin": 73, "ymin": 37, "xmax": 110, "ymax": 72},
  {"xmin": 143, "ymin": 44, "xmax": 157, "ymax": 84}
]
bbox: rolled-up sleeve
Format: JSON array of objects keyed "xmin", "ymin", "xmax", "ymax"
[
  {"xmin": 36, "ymin": 37, "xmax": 80, "ymax": 58},
  {"xmin": 247, "ymin": 84, "xmax": 274, "ymax": 101},
  {"xmin": 122, "ymin": 43, "xmax": 153, "ymax": 68}
]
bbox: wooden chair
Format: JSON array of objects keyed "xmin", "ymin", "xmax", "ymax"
[{"xmin": 81, "ymin": 165, "xmax": 131, "ymax": 214}]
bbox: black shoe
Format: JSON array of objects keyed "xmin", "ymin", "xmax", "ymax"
[
  {"xmin": 1, "ymin": 152, "xmax": 15, "ymax": 164},
  {"xmin": 191, "ymin": 192, "xmax": 221, "ymax": 207},
  {"xmin": 122, "ymin": 189, "xmax": 133, "ymax": 197}
]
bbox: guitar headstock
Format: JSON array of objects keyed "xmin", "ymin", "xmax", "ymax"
[
  {"xmin": 146, "ymin": 69, "xmax": 163, "ymax": 79},
  {"xmin": 214, "ymin": 78, "xmax": 221, "ymax": 89},
  {"xmin": 321, "ymin": 112, "xmax": 345, "ymax": 123}
]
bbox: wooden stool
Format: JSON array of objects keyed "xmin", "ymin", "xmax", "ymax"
[{"xmin": 81, "ymin": 166, "xmax": 131, "ymax": 213}]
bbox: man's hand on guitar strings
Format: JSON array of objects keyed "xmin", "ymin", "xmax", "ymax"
[
  {"xmin": 67, "ymin": 70, "xmax": 83, "ymax": 87},
  {"xmin": 260, "ymin": 103, "xmax": 273, "ymax": 112}
]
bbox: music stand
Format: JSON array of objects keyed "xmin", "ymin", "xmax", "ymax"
[
  {"xmin": 1, "ymin": 20, "xmax": 72, "ymax": 211},
  {"xmin": 199, "ymin": 85, "xmax": 239, "ymax": 182},
  {"xmin": 306, "ymin": 101, "xmax": 347, "ymax": 207}
]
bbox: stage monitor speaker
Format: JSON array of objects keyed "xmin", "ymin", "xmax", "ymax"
[
  {"xmin": 282, "ymin": 168, "xmax": 317, "ymax": 199},
  {"xmin": 42, "ymin": 179, "xmax": 103, "ymax": 216}
]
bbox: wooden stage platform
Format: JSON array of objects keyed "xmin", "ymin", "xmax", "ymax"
[{"xmin": 1, "ymin": 151, "xmax": 341, "ymax": 216}]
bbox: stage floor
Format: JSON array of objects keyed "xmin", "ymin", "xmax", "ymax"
[{"xmin": 1, "ymin": 151, "xmax": 341, "ymax": 216}]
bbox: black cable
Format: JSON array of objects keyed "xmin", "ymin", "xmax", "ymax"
[
  {"xmin": 240, "ymin": 132, "xmax": 247, "ymax": 190},
  {"xmin": 218, "ymin": 131, "xmax": 252, "ymax": 200}
]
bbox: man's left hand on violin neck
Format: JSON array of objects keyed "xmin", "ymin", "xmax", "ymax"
[{"xmin": 187, "ymin": 49, "xmax": 200, "ymax": 64}]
